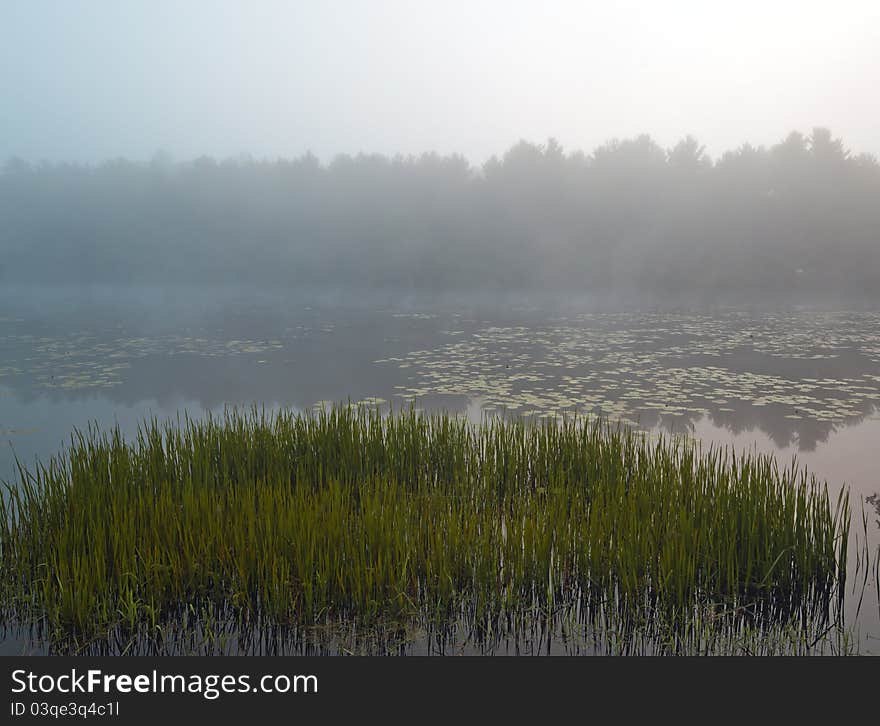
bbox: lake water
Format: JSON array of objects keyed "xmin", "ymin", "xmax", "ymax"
[{"xmin": 2, "ymin": 286, "xmax": 878, "ymax": 654}]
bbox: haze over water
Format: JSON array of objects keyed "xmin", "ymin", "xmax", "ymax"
[
  {"xmin": 1, "ymin": 288, "xmax": 878, "ymax": 653},
  {"xmin": 2, "ymin": 1, "xmax": 879, "ymax": 655}
]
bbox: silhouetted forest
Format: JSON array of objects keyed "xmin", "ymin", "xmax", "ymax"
[{"xmin": 3, "ymin": 128, "xmax": 879, "ymax": 301}]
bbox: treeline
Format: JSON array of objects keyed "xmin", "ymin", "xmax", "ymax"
[{"xmin": 2, "ymin": 128, "xmax": 879, "ymax": 300}]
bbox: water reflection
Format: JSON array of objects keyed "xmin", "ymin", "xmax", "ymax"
[
  {"xmin": 3, "ymin": 293, "xmax": 879, "ymax": 512},
  {"xmin": 0, "ymin": 596, "xmax": 855, "ymax": 657},
  {"xmin": 3, "ymin": 299, "xmax": 879, "ymax": 439},
  {"xmin": 2, "ymin": 296, "xmax": 879, "ymax": 508},
  {"xmin": 868, "ymin": 493, "xmax": 880, "ymax": 529},
  {"xmin": 1, "ymin": 289, "xmax": 878, "ymax": 653}
]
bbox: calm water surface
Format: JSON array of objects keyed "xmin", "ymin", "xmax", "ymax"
[{"xmin": 2, "ymin": 287, "xmax": 878, "ymax": 654}]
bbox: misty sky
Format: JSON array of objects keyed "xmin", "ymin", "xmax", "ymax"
[{"xmin": 2, "ymin": 0, "xmax": 879, "ymax": 164}]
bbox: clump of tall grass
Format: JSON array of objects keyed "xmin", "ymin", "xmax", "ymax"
[{"xmin": 0, "ymin": 405, "xmax": 849, "ymax": 646}]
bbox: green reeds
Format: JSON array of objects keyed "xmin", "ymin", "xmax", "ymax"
[{"xmin": 0, "ymin": 405, "xmax": 849, "ymax": 646}]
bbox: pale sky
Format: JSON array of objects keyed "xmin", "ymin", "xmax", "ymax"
[{"xmin": 2, "ymin": 0, "xmax": 879, "ymax": 164}]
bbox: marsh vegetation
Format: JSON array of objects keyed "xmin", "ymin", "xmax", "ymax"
[{"xmin": 0, "ymin": 405, "xmax": 852, "ymax": 654}]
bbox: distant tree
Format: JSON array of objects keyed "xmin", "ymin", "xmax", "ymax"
[
  {"xmin": 1, "ymin": 130, "xmax": 878, "ymax": 299},
  {"xmin": 808, "ymin": 127, "xmax": 849, "ymax": 163},
  {"xmin": 667, "ymin": 135, "xmax": 711, "ymax": 172},
  {"xmin": 2, "ymin": 156, "xmax": 32, "ymax": 175},
  {"xmin": 771, "ymin": 131, "xmax": 810, "ymax": 171}
]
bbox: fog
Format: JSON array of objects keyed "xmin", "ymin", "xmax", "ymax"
[
  {"xmin": 2, "ymin": 2, "xmax": 880, "ymax": 303},
  {"xmin": 5, "ymin": 3, "xmax": 880, "ymax": 661},
  {"xmin": 2, "ymin": 1, "xmax": 879, "ymax": 164},
  {"xmin": 2, "ymin": 129, "xmax": 879, "ymax": 303}
]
